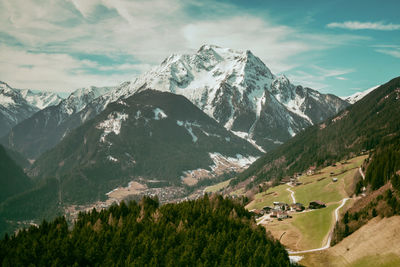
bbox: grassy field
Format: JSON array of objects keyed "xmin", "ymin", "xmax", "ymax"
[
  {"xmin": 299, "ymin": 216, "xmax": 400, "ymax": 266},
  {"xmin": 266, "ymin": 203, "xmax": 339, "ymax": 250},
  {"xmin": 249, "ymin": 155, "xmax": 368, "ymax": 253},
  {"xmin": 291, "ymin": 203, "xmax": 339, "ymax": 249},
  {"xmin": 204, "ymin": 179, "xmax": 231, "ymax": 193},
  {"xmin": 350, "ymin": 254, "xmax": 400, "ymax": 267},
  {"xmin": 294, "ymin": 155, "xmax": 366, "ymax": 205},
  {"xmin": 246, "ymin": 155, "xmax": 367, "ymax": 210},
  {"xmin": 246, "ymin": 184, "xmax": 291, "ymax": 210}
]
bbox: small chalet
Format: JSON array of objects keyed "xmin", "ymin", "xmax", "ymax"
[
  {"xmin": 307, "ymin": 166, "xmax": 316, "ymax": 176},
  {"xmin": 277, "ymin": 211, "xmax": 288, "ymax": 219},
  {"xmin": 271, "ymin": 210, "xmax": 288, "ymax": 219},
  {"xmin": 309, "ymin": 201, "xmax": 326, "ymax": 209},
  {"xmin": 270, "ymin": 209, "xmax": 278, "ymax": 218},
  {"xmin": 290, "ymin": 203, "xmax": 305, "ymax": 212},
  {"xmin": 273, "ymin": 202, "xmax": 289, "ymax": 211},
  {"xmin": 263, "ymin": 206, "xmax": 273, "ymax": 214},
  {"xmin": 251, "ymin": 209, "xmax": 265, "ymax": 218},
  {"xmin": 332, "ymin": 177, "xmax": 338, "ymax": 182}
]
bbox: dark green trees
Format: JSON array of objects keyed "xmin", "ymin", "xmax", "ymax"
[{"xmin": 0, "ymin": 195, "xmax": 292, "ymax": 266}]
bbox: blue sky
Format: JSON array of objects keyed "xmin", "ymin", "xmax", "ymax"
[{"xmin": 0, "ymin": 0, "xmax": 399, "ymax": 97}]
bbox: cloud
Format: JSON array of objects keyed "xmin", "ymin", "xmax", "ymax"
[
  {"xmin": 0, "ymin": 45, "xmax": 140, "ymax": 92},
  {"xmin": 375, "ymin": 49, "xmax": 400, "ymax": 58},
  {"xmin": 327, "ymin": 21, "xmax": 400, "ymax": 31},
  {"xmin": 0, "ymin": 0, "xmax": 367, "ymax": 92},
  {"xmin": 373, "ymin": 45, "xmax": 400, "ymax": 58},
  {"xmin": 287, "ymin": 66, "xmax": 353, "ymax": 90}
]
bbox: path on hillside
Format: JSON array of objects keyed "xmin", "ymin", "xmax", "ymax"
[
  {"xmin": 286, "ymin": 187, "xmax": 296, "ymax": 204},
  {"xmin": 288, "ymin": 198, "xmax": 349, "ymax": 254},
  {"xmin": 359, "ymin": 167, "xmax": 366, "ymax": 192},
  {"xmin": 359, "ymin": 167, "xmax": 365, "ymax": 180}
]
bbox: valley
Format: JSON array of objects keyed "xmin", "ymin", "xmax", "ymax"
[{"xmin": 1, "ymin": 1, "xmax": 400, "ymax": 265}]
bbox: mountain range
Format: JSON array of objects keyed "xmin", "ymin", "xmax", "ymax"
[
  {"xmin": 101, "ymin": 45, "xmax": 349, "ymax": 151},
  {"xmin": 1, "ymin": 45, "xmax": 348, "ymax": 161},
  {"xmin": 1, "ymin": 85, "xmax": 113, "ymax": 159},
  {"xmin": 0, "ymin": 81, "xmax": 62, "ymax": 137}
]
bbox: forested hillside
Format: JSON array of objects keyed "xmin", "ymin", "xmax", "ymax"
[
  {"xmin": 0, "ymin": 145, "xmax": 32, "ymax": 203},
  {"xmin": 231, "ymin": 76, "xmax": 400, "ymax": 189},
  {"xmin": 0, "ymin": 196, "xmax": 292, "ymax": 266}
]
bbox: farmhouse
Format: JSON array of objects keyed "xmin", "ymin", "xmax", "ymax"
[
  {"xmin": 251, "ymin": 209, "xmax": 265, "ymax": 218},
  {"xmin": 277, "ymin": 211, "xmax": 289, "ymax": 220},
  {"xmin": 307, "ymin": 166, "xmax": 316, "ymax": 176},
  {"xmin": 309, "ymin": 201, "xmax": 326, "ymax": 209},
  {"xmin": 263, "ymin": 206, "xmax": 273, "ymax": 213},
  {"xmin": 271, "ymin": 210, "xmax": 289, "ymax": 220},
  {"xmin": 290, "ymin": 203, "xmax": 305, "ymax": 212},
  {"xmin": 273, "ymin": 202, "xmax": 289, "ymax": 211}
]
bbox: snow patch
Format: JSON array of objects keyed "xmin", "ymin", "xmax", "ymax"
[
  {"xmin": 153, "ymin": 108, "xmax": 167, "ymax": 120},
  {"xmin": 177, "ymin": 120, "xmax": 200, "ymax": 142},
  {"xmin": 209, "ymin": 152, "xmax": 258, "ymax": 170},
  {"xmin": 231, "ymin": 130, "xmax": 266, "ymax": 153},
  {"xmin": 97, "ymin": 112, "xmax": 129, "ymax": 142},
  {"xmin": 0, "ymin": 95, "xmax": 15, "ymax": 107},
  {"xmin": 107, "ymin": 155, "xmax": 118, "ymax": 162}
]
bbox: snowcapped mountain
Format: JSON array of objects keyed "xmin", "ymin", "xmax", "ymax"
[
  {"xmin": 1, "ymin": 85, "xmax": 114, "ymax": 159},
  {"xmin": 342, "ymin": 85, "xmax": 380, "ymax": 104},
  {"xmin": 20, "ymin": 89, "xmax": 63, "ymax": 110},
  {"xmin": 94, "ymin": 45, "xmax": 348, "ymax": 151},
  {"xmin": 30, "ymin": 90, "xmax": 261, "ymax": 204},
  {"xmin": 2, "ymin": 45, "xmax": 348, "ymax": 159},
  {"xmin": 0, "ymin": 81, "xmax": 39, "ymax": 137},
  {"xmin": 0, "ymin": 81, "xmax": 63, "ymax": 137}
]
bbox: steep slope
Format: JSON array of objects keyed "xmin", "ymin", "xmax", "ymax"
[
  {"xmin": 232, "ymin": 76, "xmax": 400, "ymax": 188},
  {"xmin": 0, "ymin": 82, "xmax": 39, "ymax": 137},
  {"xmin": 1, "ymin": 86, "xmax": 113, "ymax": 159},
  {"xmin": 29, "ymin": 90, "xmax": 261, "ymax": 204},
  {"xmin": 0, "ymin": 145, "xmax": 32, "ymax": 203},
  {"xmin": 80, "ymin": 45, "xmax": 348, "ymax": 151}
]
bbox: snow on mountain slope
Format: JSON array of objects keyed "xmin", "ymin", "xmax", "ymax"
[
  {"xmin": 20, "ymin": 89, "xmax": 63, "ymax": 110},
  {"xmin": 29, "ymin": 90, "xmax": 262, "ymax": 202},
  {"xmin": 60, "ymin": 86, "xmax": 113, "ymax": 116},
  {"xmin": 1, "ymin": 85, "xmax": 114, "ymax": 158},
  {"xmin": 94, "ymin": 45, "xmax": 348, "ymax": 151},
  {"xmin": 0, "ymin": 81, "xmax": 64, "ymax": 137},
  {"xmin": 0, "ymin": 81, "xmax": 39, "ymax": 137},
  {"xmin": 342, "ymin": 85, "xmax": 380, "ymax": 104}
]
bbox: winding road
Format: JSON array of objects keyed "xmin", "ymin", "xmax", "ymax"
[
  {"xmin": 286, "ymin": 187, "xmax": 296, "ymax": 204},
  {"xmin": 288, "ymin": 198, "xmax": 349, "ymax": 254}
]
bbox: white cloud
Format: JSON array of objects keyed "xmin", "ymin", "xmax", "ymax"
[
  {"xmin": 0, "ymin": 45, "xmax": 137, "ymax": 92},
  {"xmin": 182, "ymin": 16, "xmax": 312, "ymax": 73},
  {"xmin": 287, "ymin": 66, "xmax": 353, "ymax": 90},
  {"xmin": 0, "ymin": 0, "xmax": 367, "ymax": 92},
  {"xmin": 375, "ymin": 48, "xmax": 400, "ymax": 58},
  {"xmin": 327, "ymin": 21, "xmax": 400, "ymax": 31}
]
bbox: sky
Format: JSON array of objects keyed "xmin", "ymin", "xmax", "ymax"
[{"xmin": 0, "ymin": 0, "xmax": 399, "ymax": 97}]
